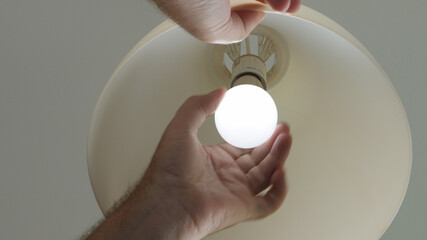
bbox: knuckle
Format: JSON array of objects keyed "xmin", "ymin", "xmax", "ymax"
[
  {"xmin": 185, "ymin": 95, "xmax": 198, "ymax": 105},
  {"xmin": 181, "ymin": 95, "xmax": 200, "ymax": 112},
  {"xmin": 179, "ymin": 95, "xmax": 209, "ymax": 117}
]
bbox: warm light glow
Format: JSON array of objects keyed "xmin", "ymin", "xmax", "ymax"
[{"xmin": 215, "ymin": 84, "xmax": 278, "ymax": 149}]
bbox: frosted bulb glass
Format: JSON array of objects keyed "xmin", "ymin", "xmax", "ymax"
[{"xmin": 215, "ymin": 84, "xmax": 278, "ymax": 149}]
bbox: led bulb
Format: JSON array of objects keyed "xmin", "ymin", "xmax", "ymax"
[{"xmin": 215, "ymin": 84, "xmax": 278, "ymax": 149}]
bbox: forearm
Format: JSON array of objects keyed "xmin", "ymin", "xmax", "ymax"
[{"xmin": 85, "ymin": 180, "xmax": 201, "ymax": 240}]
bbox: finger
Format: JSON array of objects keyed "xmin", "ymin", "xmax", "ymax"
[
  {"xmin": 247, "ymin": 133, "xmax": 292, "ymax": 193},
  {"xmin": 167, "ymin": 88, "xmax": 226, "ymax": 134},
  {"xmin": 287, "ymin": 0, "xmax": 301, "ymax": 13},
  {"xmin": 250, "ymin": 123, "xmax": 290, "ymax": 165},
  {"xmin": 237, "ymin": 123, "xmax": 289, "ymax": 173},
  {"xmin": 264, "ymin": 0, "xmax": 291, "ymax": 12},
  {"xmin": 253, "ymin": 168, "xmax": 288, "ymax": 219},
  {"xmin": 235, "ymin": 154, "xmax": 257, "ymax": 173},
  {"xmin": 216, "ymin": 142, "xmax": 252, "ymax": 159},
  {"xmin": 256, "ymin": 0, "xmax": 300, "ymax": 13},
  {"xmin": 215, "ymin": 10, "xmax": 265, "ymax": 43}
]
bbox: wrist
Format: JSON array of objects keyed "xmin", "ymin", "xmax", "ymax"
[{"xmin": 130, "ymin": 178, "xmax": 204, "ymax": 240}]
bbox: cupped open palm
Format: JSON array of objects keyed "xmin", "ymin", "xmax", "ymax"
[{"xmin": 149, "ymin": 89, "xmax": 292, "ymax": 236}]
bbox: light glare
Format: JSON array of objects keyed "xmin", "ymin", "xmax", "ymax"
[{"xmin": 215, "ymin": 85, "xmax": 278, "ymax": 149}]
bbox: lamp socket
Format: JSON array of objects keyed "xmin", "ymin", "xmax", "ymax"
[{"xmin": 231, "ymin": 55, "xmax": 267, "ymax": 89}]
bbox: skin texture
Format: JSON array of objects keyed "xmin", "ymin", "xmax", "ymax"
[
  {"xmin": 85, "ymin": 88, "xmax": 292, "ymax": 240},
  {"xmin": 85, "ymin": 0, "xmax": 300, "ymax": 238},
  {"xmin": 152, "ymin": 0, "xmax": 301, "ymax": 43}
]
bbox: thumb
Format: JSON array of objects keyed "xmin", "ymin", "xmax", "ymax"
[
  {"xmin": 167, "ymin": 88, "xmax": 226, "ymax": 134},
  {"xmin": 214, "ymin": 10, "xmax": 265, "ymax": 43}
]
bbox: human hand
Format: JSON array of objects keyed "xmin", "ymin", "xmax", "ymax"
[
  {"xmin": 152, "ymin": 0, "xmax": 301, "ymax": 43},
  {"xmin": 138, "ymin": 88, "xmax": 292, "ymax": 239},
  {"xmin": 85, "ymin": 88, "xmax": 292, "ymax": 240}
]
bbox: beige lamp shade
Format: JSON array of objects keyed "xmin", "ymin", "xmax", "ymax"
[{"xmin": 87, "ymin": 3, "xmax": 412, "ymax": 240}]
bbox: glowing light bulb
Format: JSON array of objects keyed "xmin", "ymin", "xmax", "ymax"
[{"xmin": 215, "ymin": 84, "xmax": 278, "ymax": 149}]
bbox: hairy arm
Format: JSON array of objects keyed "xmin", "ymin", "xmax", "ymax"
[{"xmin": 83, "ymin": 171, "xmax": 200, "ymax": 240}]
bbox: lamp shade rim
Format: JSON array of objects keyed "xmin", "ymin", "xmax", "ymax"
[{"xmin": 87, "ymin": 4, "xmax": 412, "ymax": 240}]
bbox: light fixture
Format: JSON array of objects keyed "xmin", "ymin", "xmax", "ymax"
[
  {"xmin": 214, "ymin": 32, "xmax": 280, "ymax": 148},
  {"xmin": 87, "ymin": 1, "xmax": 412, "ymax": 239}
]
